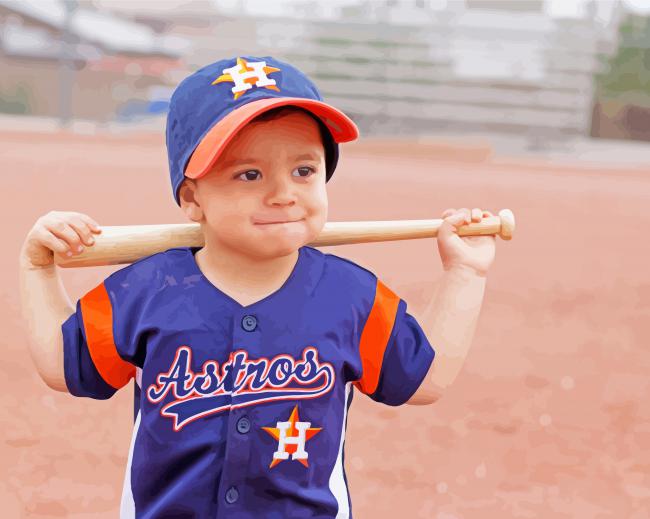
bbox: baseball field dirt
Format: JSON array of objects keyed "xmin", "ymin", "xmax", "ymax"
[{"xmin": 3, "ymin": 128, "xmax": 649, "ymax": 518}]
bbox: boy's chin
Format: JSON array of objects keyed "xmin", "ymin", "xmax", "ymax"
[
  {"xmin": 246, "ymin": 233, "xmax": 310, "ymax": 258},
  {"xmin": 257, "ymin": 237, "xmax": 308, "ymax": 258}
]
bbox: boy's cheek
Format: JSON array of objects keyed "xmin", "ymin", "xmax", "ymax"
[{"xmin": 305, "ymin": 211, "xmax": 328, "ymax": 242}]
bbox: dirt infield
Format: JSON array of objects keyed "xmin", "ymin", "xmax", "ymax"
[{"xmin": 2, "ymin": 128, "xmax": 649, "ymax": 518}]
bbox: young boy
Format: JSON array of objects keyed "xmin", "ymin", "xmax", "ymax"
[{"xmin": 19, "ymin": 55, "xmax": 496, "ymax": 518}]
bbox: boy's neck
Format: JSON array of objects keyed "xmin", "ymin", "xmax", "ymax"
[{"xmin": 194, "ymin": 237, "xmax": 300, "ymax": 297}]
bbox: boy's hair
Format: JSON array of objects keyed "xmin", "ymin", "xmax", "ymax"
[{"xmin": 249, "ymin": 105, "xmax": 336, "ymax": 178}]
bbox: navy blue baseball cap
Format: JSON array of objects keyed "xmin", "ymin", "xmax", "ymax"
[{"xmin": 166, "ymin": 55, "xmax": 359, "ymax": 206}]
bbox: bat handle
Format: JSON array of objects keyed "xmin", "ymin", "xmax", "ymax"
[
  {"xmin": 447, "ymin": 208, "xmax": 515, "ymax": 240},
  {"xmin": 313, "ymin": 208, "xmax": 515, "ymax": 246}
]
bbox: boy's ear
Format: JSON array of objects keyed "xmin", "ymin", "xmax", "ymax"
[{"xmin": 178, "ymin": 178, "xmax": 204, "ymax": 222}]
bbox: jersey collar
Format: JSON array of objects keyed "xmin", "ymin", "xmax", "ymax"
[{"xmin": 185, "ymin": 245, "xmax": 324, "ymax": 310}]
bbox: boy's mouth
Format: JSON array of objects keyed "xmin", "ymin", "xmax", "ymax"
[{"xmin": 253, "ymin": 217, "xmax": 305, "ymax": 225}]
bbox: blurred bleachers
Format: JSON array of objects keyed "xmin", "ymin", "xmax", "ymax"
[{"xmin": 180, "ymin": 1, "xmax": 625, "ymax": 146}]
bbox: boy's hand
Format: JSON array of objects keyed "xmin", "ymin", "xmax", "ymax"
[
  {"xmin": 437, "ymin": 208, "xmax": 496, "ymax": 276},
  {"xmin": 21, "ymin": 211, "xmax": 102, "ymax": 268}
]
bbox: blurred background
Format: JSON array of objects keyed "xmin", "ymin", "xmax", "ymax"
[
  {"xmin": 2, "ymin": 0, "xmax": 650, "ymax": 146},
  {"xmin": 2, "ymin": 1, "xmax": 650, "ymax": 518}
]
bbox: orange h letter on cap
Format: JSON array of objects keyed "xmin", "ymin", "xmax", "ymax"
[{"xmin": 212, "ymin": 57, "xmax": 281, "ymax": 100}]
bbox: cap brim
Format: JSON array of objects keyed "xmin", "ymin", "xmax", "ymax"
[{"xmin": 184, "ymin": 97, "xmax": 359, "ymax": 180}]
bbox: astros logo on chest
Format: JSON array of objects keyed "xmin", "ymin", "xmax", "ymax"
[
  {"xmin": 146, "ymin": 346, "xmax": 335, "ymax": 432},
  {"xmin": 262, "ymin": 404, "xmax": 322, "ymax": 469}
]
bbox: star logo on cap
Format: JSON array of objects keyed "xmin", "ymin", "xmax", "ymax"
[
  {"xmin": 212, "ymin": 57, "xmax": 281, "ymax": 100},
  {"xmin": 262, "ymin": 405, "xmax": 322, "ymax": 469}
]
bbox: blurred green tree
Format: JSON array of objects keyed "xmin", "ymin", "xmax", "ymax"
[
  {"xmin": 596, "ymin": 14, "xmax": 650, "ymax": 106},
  {"xmin": 0, "ymin": 84, "xmax": 32, "ymax": 115}
]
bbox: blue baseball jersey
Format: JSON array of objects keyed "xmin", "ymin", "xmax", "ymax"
[{"xmin": 62, "ymin": 245, "xmax": 435, "ymax": 518}]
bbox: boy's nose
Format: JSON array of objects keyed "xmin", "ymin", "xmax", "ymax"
[{"xmin": 266, "ymin": 174, "xmax": 297, "ymax": 206}]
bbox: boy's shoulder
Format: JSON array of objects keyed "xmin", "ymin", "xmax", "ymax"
[
  {"xmin": 104, "ymin": 246, "xmax": 192, "ymax": 291},
  {"xmin": 305, "ymin": 245, "xmax": 378, "ymax": 288}
]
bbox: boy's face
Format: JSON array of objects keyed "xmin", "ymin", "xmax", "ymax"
[{"xmin": 179, "ymin": 111, "xmax": 328, "ymax": 259}]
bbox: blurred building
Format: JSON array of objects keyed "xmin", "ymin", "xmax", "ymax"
[
  {"xmin": 3, "ymin": 0, "xmax": 643, "ymax": 145},
  {"xmin": 0, "ymin": 0, "xmax": 190, "ymax": 122},
  {"xmin": 99, "ymin": 0, "xmax": 627, "ymax": 144},
  {"xmin": 209, "ymin": 0, "xmax": 626, "ymax": 145}
]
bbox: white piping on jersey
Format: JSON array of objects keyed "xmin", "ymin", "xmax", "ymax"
[
  {"xmin": 328, "ymin": 381, "xmax": 352, "ymax": 519},
  {"xmin": 121, "ymin": 371, "xmax": 141, "ymax": 518}
]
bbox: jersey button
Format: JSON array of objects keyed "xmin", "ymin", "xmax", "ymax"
[
  {"xmin": 241, "ymin": 315, "xmax": 257, "ymax": 332},
  {"xmin": 236, "ymin": 416, "xmax": 251, "ymax": 434},
  {"xmin": 225, "ymin": 486, "xmax": 239, "ymax": 504}
]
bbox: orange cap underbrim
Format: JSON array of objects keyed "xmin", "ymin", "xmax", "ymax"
[{"xmin": 184, "ymin": 97, "xmax": 359, "ymax": 179}]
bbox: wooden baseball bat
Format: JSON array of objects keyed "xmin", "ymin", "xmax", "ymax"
[{"xmin": 50, "ymin": 209, "xmax": 515, "ymax": 268}]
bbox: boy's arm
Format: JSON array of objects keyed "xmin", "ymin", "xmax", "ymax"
[
  {"xmin": 407, "ymin": 264, "xmax": 487, "ymax": 405},
  {"xmin": 18, "ymin": 249, "xmax": 73, "ymax": 392}
]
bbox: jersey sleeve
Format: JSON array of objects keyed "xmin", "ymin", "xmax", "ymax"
[
  {"xmin": 62, "ymin": 265, "xmax": 151, "ymax": 399},
  {"xmin": 353, "ymin": 278, "xmax": 435, "ymax": 406}
]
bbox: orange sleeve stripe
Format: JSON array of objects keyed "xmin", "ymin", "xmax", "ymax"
[
  {"xmin": 354, "ymin": 279, "xmax": 400, "ymax": 395},
  {"xmin": 79, "ymin": 282, "xmax": 135, "ymax": 390}
]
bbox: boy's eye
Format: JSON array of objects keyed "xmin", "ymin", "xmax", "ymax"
[
  {"xmin": 235, "ymin": 167, "xmax": 316, "ymax": 181},
  {"xmin": 236, "ymin": 170, "xmax": 260, "ymax": 181},
  {"xmin": 293, "ymin": 166, "xmax": 315, "ymax": 178}
]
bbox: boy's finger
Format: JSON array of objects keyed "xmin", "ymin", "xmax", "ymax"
[
  {"xmin": 78, "ymin": 213, "xmax": 102, "ymax": 233},
  {"xmin": 471, "ymin": 208, "xmax": 482, "ymax": 221},
  {"xmin": 43, "ymin": 220, "xmax": 83, "ymax": 252},
  {"xmin": 444, "ymin": 213, "xmax": 469, "ymax": 228},
  {"xmin": 36, "ymin": 227, "xmax": 71, "ymax": 255},
  {"xmin": 451, "ymin": 209, "xmax": 471, "ymax": 224},
  {"xmin": 68, "ymin": 219, "xmax": 96, "ymax": 247}
]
